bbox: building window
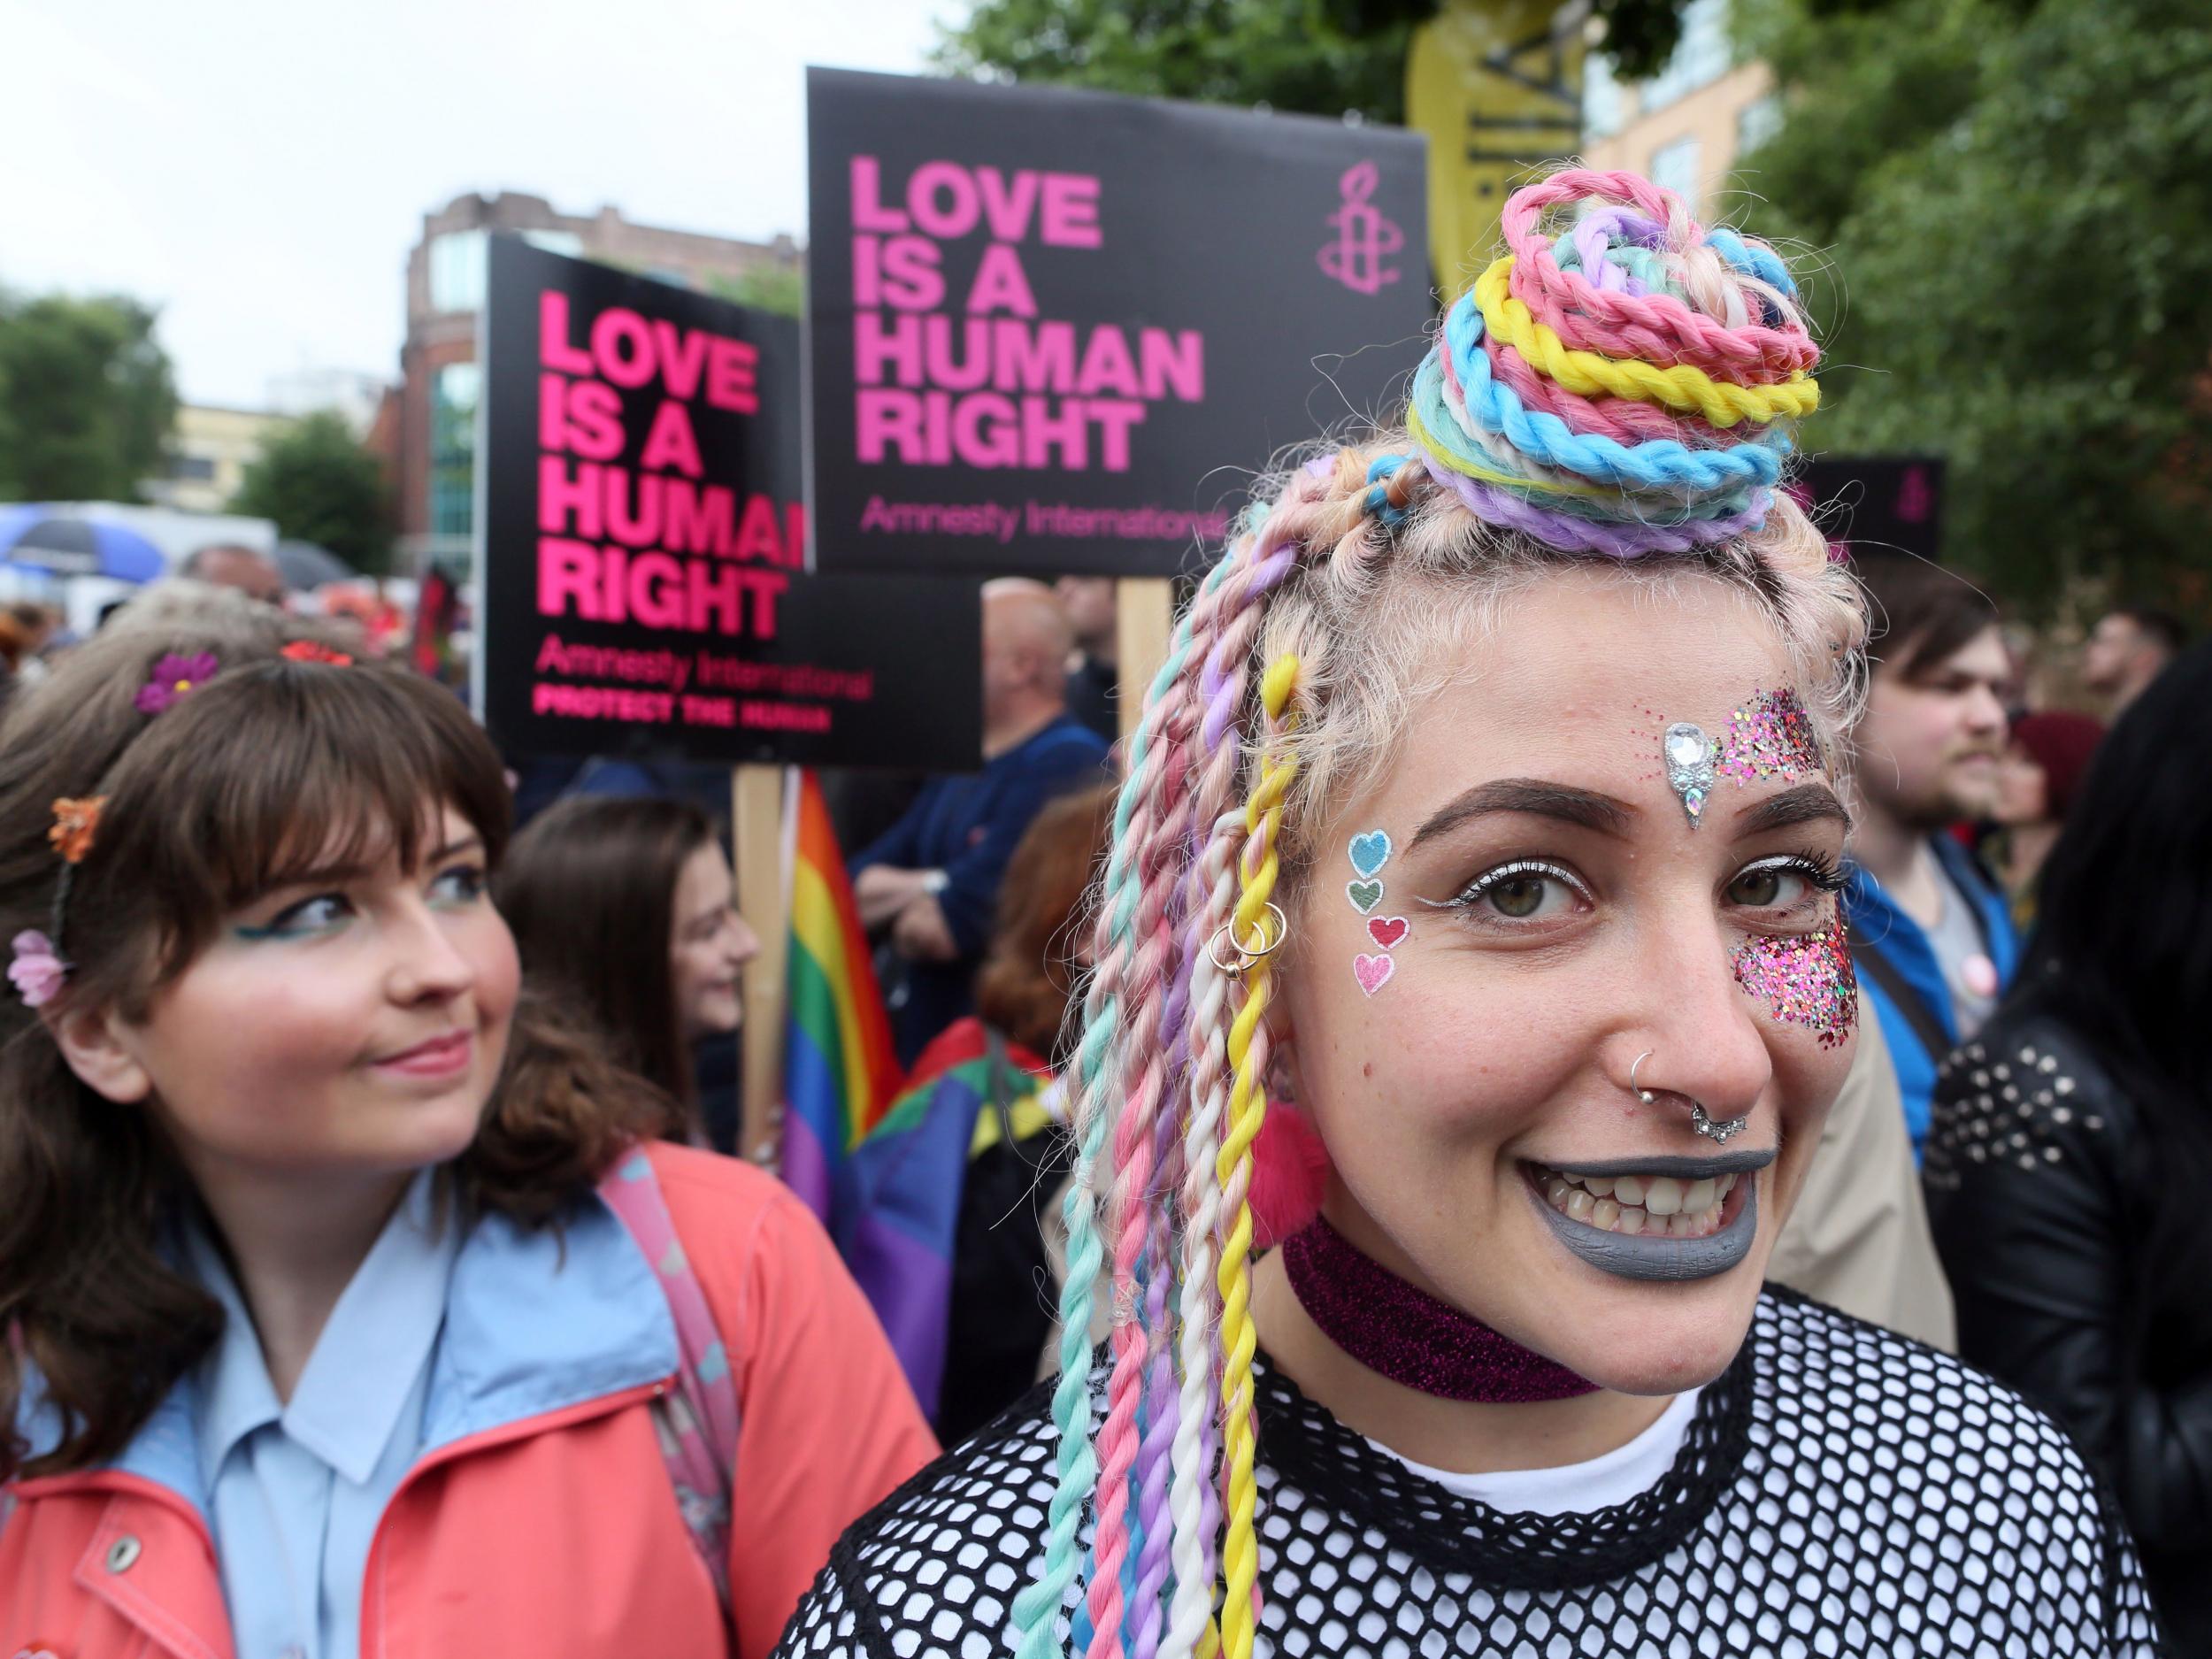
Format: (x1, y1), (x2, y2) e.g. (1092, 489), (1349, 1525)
(166, 454), (219, 481)
(1584, 53), (1625, 141)
(429, 362), (480, 539)
(1736, 94), (1784, 157)
(521, 229), (583, 259)
(428, 231), (488, 313)
(1643, 0), (1732, 111)
(1649, 135), (1702, 213)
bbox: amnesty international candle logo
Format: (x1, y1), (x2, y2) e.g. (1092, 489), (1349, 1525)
(809, 68), (1428, 580)
(1318, 163), (1406, 296)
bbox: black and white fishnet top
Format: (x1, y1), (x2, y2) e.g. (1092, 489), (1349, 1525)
(774, 1289), (2162, 1658)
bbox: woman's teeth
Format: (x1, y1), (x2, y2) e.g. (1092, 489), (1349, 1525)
(1537, 1168), (1739, 1239)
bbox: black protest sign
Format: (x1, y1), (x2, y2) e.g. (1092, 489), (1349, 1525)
(477, 237), (980, 770)
(807, 67), (1429, 579)
(1798, 457), (1945, 562)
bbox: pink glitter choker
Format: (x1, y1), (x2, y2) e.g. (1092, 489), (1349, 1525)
(1283, 1216), (1598, 1402)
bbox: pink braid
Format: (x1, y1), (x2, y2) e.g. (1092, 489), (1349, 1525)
(1086, 640), (1198, 1659)
(1161, 481), (1333, 1658)
(1500, 170), (1816, 378)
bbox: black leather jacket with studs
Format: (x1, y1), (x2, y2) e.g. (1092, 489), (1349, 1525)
(1927, 1007), (2212, 1655)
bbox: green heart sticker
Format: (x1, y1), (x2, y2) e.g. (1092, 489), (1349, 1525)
(1347, 879), (1385, 915)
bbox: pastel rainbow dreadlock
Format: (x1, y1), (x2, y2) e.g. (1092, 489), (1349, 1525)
(1013, 169), (1829, 1659)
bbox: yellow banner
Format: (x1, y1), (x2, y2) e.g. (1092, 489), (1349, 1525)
(1406, 0), (1586, 297)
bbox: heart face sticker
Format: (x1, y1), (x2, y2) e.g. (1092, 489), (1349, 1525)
(1353, 953), (1396, 996)
(1348, 830), (1393, 878)
(1346, 879), (1384, 915)
(1366, 916), (1409, 950)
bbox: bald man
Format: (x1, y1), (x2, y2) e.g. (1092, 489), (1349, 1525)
(852, 580), (1110, 1064)
(180, 543), (285, 606)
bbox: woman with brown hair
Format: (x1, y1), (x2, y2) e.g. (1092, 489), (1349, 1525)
(496, 794), (759, 1133)
(0, 618), (933, 1657)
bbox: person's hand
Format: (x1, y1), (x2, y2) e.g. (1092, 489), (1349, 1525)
(856, 864), (926, 930)
(892, 894), (959, 962)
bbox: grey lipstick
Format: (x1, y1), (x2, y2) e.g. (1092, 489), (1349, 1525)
(1527, 1151), (1771, 1282)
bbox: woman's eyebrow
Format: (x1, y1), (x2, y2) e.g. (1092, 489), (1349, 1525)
(1732, 783), (1851, 835)
(1409, 779), (1636, 849)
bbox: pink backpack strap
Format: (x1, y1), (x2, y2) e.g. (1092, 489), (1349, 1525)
(598, 1146), (741, 1615)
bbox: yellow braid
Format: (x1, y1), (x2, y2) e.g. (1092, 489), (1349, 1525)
(1216, 652), (1299, 1659)
(1473, 257), (1820, 427)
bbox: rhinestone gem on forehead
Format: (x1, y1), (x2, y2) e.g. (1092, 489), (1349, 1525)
(1663, 721), (1717, 828)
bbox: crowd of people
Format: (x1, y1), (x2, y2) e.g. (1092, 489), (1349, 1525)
(1, 167), (2203, 1658)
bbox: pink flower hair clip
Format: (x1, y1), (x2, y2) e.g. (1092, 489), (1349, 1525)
(135, 650), (219, 714)
(9, 930), (66, 1008)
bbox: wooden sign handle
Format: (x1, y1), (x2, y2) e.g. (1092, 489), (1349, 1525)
(733, 764), (787, 1166)
(1115, 578), (1174, 746)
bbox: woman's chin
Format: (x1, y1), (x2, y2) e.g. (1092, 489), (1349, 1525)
(1540, 1307), (1755, 1398)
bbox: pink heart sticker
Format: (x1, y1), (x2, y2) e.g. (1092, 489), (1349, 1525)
(1353, 953), (1395, 996)
(1366, 916), (1409, 950)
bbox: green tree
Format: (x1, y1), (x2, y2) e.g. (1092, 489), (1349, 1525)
(0, 289), (177, 502)
(708, 262), (804, 319)
(232, 411), (394, 578)
(937, 0), (1698, 125)
(1740, 0), (2212, 613)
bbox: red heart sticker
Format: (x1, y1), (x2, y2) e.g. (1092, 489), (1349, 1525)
(1366, 916), (1409, 950)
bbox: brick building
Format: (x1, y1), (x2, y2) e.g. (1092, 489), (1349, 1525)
(1580, 0), (1779, 223)
(394, 191), (801, 571)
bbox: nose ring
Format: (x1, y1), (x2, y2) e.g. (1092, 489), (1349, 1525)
(1627, 1049), (1750, 1143)
(1629, 1050), (1656, 1103)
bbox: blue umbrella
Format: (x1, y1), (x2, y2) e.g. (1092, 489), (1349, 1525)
(0, 506), (167, 582)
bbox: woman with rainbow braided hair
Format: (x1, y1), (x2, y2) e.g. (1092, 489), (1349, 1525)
(773, 171), (2161, 1659)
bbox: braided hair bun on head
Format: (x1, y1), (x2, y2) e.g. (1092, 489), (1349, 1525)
(1405, 168), (1819, 558)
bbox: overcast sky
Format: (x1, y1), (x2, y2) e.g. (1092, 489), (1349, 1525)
(1, 0), (961, 408)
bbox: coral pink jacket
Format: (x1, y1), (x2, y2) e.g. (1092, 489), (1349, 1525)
(0, 1144), (938, 1659)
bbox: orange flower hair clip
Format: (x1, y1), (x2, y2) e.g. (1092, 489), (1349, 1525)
(280, 640), (354, 666)
(48, 797), (104, 864)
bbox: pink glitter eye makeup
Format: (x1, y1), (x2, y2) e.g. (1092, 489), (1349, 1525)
(1730, 918), (1858, 1048)
(1718, 687), (1825, 785)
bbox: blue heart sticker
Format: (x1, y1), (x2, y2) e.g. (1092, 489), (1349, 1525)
(1348, 830), (1392, 878)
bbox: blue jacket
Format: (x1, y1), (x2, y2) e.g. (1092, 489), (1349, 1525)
(853, 712), (1109, 1062)
(1842, 833), (2019, 1159)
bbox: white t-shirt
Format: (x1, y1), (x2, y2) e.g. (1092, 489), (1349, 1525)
(1365, 1386), (1701, 1517)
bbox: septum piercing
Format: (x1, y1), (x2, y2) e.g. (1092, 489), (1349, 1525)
(1628, 1049), (1751, 1143)
(1690, 1103), (1750, 1144)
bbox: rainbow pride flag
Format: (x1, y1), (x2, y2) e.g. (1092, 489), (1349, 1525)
(780, 770), (902, 1217)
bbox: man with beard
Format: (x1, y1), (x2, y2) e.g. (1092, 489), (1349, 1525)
(2080, 603), (2186, 717)
(1844, 557), (2018, 1159)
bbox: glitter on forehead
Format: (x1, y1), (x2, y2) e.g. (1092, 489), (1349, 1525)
(1732, 918), (1858, 1048)
(1718, 687), (1824, 785)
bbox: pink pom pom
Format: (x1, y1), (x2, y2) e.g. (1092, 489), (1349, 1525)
(1251, 1106), (1331, 1248)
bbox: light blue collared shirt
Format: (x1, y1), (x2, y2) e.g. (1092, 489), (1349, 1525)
(185, 1170), (461, 1659)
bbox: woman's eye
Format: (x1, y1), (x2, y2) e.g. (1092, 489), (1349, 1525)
(1725, 857), (1832, 911)
(1487, 875), (1552, 918)
(1451, 861), (1590, 925)
(429, 864), (488, 908)
(240, 894), (354, 940)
